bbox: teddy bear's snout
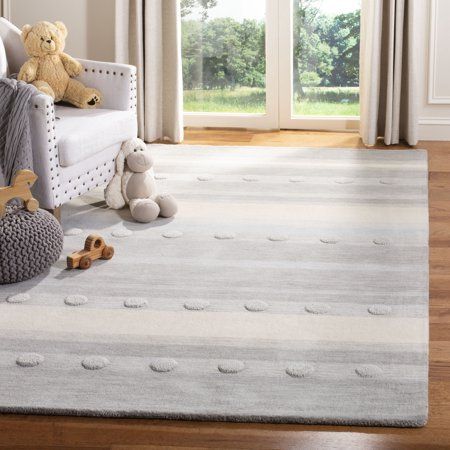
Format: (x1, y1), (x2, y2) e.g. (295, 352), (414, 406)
(40, 37), (56, 52)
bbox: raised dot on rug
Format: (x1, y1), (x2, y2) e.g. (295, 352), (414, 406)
(305, 303), (330, 315)
(111, 229), (133, 238)
(244, 301), (268, 312)
(379, 179), (396, 185)
(184, 300), (210, 311)
(214, 232), (235, 240)
(64, 295), (88, 306)
(355, 365), (383, 378)
(368, 304), (392, 316)
(124, 298), (148, 308)
(320, 238), (339, 244)
(373, 238), (389, 246)
(334, 178), (354, 184)
(197, 175), (213, 181)
(149, 358), (178, 373)
(162, 230), (183, 239)
(81, 356), (110, 370)
(16, 353), (44, 368)
(6, 293), (31, 304)
(267, 235), (288, 242)
(218, 360), (245, 374)
(285, 363), (314, 378)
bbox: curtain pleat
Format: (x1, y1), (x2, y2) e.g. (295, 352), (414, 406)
(0, 1), (9, 19)
(115, 0), (183, 143)
(360, 0), (418, 146)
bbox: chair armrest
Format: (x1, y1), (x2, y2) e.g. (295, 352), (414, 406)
(76, 59), (137, 112)
(29, 92), (62, 209)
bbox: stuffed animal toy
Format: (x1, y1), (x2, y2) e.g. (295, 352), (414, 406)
(18, 21), (102, 109)
(105, 138), (178, 223)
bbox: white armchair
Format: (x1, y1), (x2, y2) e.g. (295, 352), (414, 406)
(0, 18), (137, 215)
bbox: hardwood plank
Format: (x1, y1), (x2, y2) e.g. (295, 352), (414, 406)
(1, 129), (449, 449)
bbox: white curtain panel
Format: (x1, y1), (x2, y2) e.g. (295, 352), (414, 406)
(360, 0), (418, 146)
(115, 0), (183, 143)
(0, 1), (10, 19)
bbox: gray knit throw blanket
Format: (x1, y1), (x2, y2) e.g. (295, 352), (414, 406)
(0, 78), (37, 185)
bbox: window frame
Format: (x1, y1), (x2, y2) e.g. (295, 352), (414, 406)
(183, 0), (360, 132)
(278, 0), (359, 131)
(183, 0), (279, 130)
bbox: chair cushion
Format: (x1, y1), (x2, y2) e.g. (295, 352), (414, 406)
(55, 105), (136, 167)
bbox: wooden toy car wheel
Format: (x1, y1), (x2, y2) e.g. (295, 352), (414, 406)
(102, 246), (114, 260)
(79, 256), (92, 270)
(25, 198), (39, 213)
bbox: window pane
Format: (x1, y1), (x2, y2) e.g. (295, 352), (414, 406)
(292, 0), (361, 116)
(182, 0), (266, 113)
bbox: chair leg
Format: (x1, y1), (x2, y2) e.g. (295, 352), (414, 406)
(46, 206), (61, 222)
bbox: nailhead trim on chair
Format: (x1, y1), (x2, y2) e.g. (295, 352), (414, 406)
(34, 99), (62, 208)
(82, 67), (138, 111)
(130, 73), (138, 111)
(60, 158), (116, 204)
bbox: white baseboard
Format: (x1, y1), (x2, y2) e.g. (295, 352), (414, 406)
(419, 117), (450, 141)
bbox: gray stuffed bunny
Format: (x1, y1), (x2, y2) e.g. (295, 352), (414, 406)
(105, 138), (177, 223)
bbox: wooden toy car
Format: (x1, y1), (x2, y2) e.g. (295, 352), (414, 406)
(67, 234), (114, 270)
(0, 170), (39, 218)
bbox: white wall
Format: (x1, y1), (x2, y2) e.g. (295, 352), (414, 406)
(417, 0), (450, 141)
(9, 0), (115, 61)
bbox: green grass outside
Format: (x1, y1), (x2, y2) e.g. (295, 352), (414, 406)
(184, 87), (265, 113)
(293, 101), (359, 116)
(184, 87), (360, 116)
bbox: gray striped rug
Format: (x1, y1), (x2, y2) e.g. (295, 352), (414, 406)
(0, 145), (429, 426)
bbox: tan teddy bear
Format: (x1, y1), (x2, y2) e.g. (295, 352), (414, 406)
(18, 21), (102, 109)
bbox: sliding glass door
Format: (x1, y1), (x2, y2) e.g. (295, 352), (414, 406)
(181, 0), (278, 128)
(279, 0), (360, 130)
(181, 0), (361, 131)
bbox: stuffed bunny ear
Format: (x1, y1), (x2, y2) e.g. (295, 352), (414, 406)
(105, 174), (125, 210)
(105, 148), (126, 209)
(115, 148), (126, 176)
(21, 24), (32, 42)
(54, 21), (68, 39)
(135, 138), (147, 150)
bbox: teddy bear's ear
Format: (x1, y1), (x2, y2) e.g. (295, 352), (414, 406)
(54, 21), (68, 39)
(21, 24), (32, 42)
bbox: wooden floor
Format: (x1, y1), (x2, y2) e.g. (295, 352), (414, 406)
(1, 129), (449, 450)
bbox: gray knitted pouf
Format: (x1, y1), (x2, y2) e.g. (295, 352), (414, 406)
(0, 205), (64, 284)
